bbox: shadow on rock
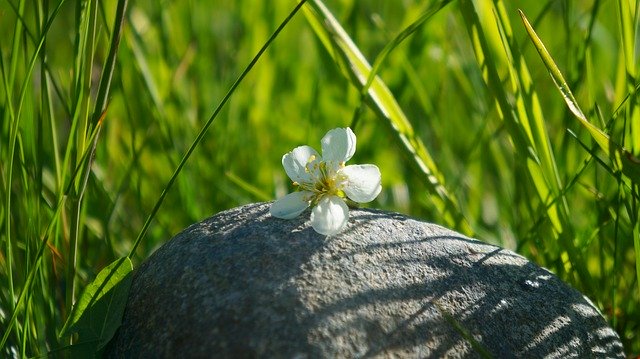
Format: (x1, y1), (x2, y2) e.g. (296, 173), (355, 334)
(105, 202), (625, 358)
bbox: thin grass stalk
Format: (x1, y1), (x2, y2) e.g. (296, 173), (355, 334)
(457, 2), (552, 223)
(20, 135), (38, 355)
(494, 2), (597, 288)
(66, 0), (100, 326)
(303, 0), (471, 234)
(60, 0), (130, 345)
(0, 1), (69, 349)
(35, 10), (55, 351)
(0, 50), (18, 349)
(2, 0), (28, 337)
(569, 0), (601, 92)
(633, 183), (640, 299)
(71, 0), (95, 158)
(0, 115), (101, 350)
(493, 1), (569, 230)
(458, 0), (600, 288)
(5, 0), (25, 92)
(615, 0), (640, 152)
(57, 2), (90, 220)
(83, 0), (131, 265)
(350, 0), (453, 129)
(4, 0), (67, 348)
(127, 0), (308, 256)
(519, 9), (640, 182)
(0, 210), (62, 350)
(93, 0), (129, 127)
(346, 0), (467, 228)
(36, 0), (48, 305)
(612, 177), (623, 328)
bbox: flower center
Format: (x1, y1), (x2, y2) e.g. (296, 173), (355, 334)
(295, 155), (346, 202)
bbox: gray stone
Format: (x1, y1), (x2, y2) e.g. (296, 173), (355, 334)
(105, 202), (625, 358)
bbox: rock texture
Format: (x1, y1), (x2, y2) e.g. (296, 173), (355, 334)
(105, 202), (624, 358)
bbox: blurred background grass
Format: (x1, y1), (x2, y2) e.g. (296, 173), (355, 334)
(1, 0), (639, 356)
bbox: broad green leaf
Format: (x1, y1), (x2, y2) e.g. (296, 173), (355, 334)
(60, 257), (133, 349)
(519, 9), (640, 182)
(302, 0), (471, 234)
(47, 340), (100, 358)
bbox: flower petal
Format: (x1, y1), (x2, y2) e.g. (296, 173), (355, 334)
(270, 191), (312, 219)
(321, 127), (356, 162)
(339, 164), (382, 203)
(282, 145), (319, 183)
(310, 195), (349, 236)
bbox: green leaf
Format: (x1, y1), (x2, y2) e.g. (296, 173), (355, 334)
(519, 9), (640, 182)
(48, 339), (101, 359)
(60, 257), (133, 349)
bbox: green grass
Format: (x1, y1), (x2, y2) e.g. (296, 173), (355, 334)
(1, 0), (639, 356)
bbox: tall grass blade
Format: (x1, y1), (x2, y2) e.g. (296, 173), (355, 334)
(615, 0), (640, 153)
(302, 0), (471, 234)
(93, 0), (129, 126)
(493, 1), (568, 232)
(0, 0), (66, 350)
(458, 0), (594, 289)
(519, 9), (640, 182)
(1, 0), (26, 340)
(225, 171), (271, 202)
(633, 184), (640, 299)
(351, 0), (453, 128)
(66, 0), (99, 320)
(2, 0), (638, 353)
(0, 118), (103, 351)
(127, 0), (309, 256)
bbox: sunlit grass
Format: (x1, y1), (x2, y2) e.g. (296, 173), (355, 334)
(1, 0), (638, 356)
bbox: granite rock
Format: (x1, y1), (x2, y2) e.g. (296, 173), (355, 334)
(105, 202), (625, 358)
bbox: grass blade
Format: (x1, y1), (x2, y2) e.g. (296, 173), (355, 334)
(351, 0), (453, 128)
(0, 0), (66, 350)
(519, 9), (640, 182)
(302, 0), (471, 234)
(0, 118), (104, 351)
(127, 0), (309, 256)
(457, 0), (595, 291)
(633, 184), (640, 299)
(493, 1), (568, 231)
(92, 0), (129, 126)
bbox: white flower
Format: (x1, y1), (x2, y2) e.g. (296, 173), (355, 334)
(270, 127), (382, 236)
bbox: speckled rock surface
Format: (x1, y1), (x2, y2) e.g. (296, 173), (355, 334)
(105, 202), (624, 358)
